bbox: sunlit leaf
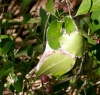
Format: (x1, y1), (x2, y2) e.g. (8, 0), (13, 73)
(91, 0), (100, 11)
(59, 32), (84, 57)
(76, 0), (91, 16)
(64, 16), (77, 33)
(47, 20), (63, 50)
(35, 52), (75, 79)
(76, 0), (100, 16)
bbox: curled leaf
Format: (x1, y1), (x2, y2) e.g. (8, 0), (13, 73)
(47, 20), (63, 50)
(64, 16), (77, 33)
(35, 52), (76, 79)
(59, 32), (84, 57)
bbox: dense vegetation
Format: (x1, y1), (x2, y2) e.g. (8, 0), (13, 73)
(0, 0), (100, 95)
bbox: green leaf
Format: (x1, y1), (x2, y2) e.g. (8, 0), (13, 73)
(49, 15), (57, 23)
(0, 81), (4, 95)
(22, 14), (31, 24)
(76, 0), (91, 16)
(59, 32), (84, 57)
(89, 10), (100, 33)
(64, 16), (77, 33)
(47, 20), (63, 50)
(91, 0), (100, 11)
(21, 0), (31, 11)
(0, 56), (3, 62)
(24, 25), (36, 43)
(88, 39), (96, 45)
(1, 41), (13, 55)
(80, 17), (90, 29)
(40, 7), (47, 30)
(14, 77), (23, 93)
(76, 0), (100, 16)
(0, 61), (13, 79)
(27, 44), (33, 57)
(0, 35), (9, 39)
(46, 0), (55, 15)
(70, 77), (76, 83)
(15, 44), (43, 58)
(0, 36), (12, 47)
(35, 52), (75, 79)
(80, 30), (96, 45)
(96, 67), (100, 76)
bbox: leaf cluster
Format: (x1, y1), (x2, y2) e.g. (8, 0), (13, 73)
(0, 0), (100, 95)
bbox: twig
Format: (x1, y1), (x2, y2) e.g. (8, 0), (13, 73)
(77, 79), (87, 94)
(83, 88), (87, 95)
(66, 0), (71, 16)
(77, 57), (84, 75)
(77, 51), (86, 75)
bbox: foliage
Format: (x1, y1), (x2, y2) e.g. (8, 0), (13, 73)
(0, 0), (100, 95)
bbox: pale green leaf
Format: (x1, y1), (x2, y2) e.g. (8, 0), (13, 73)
(59, 32), (84, 57)
(47, 20), (63, 50)
(46, 0), (55, 15)
(35, 52), (75, 79)
(64, 16), (77, 33)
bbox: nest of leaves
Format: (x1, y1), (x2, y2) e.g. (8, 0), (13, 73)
(0, 0), (100, 95)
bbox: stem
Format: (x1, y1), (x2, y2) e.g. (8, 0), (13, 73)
(66, 0), (71, 16)
(43, 13), (50, 50)
(2, 17), (41, 26)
